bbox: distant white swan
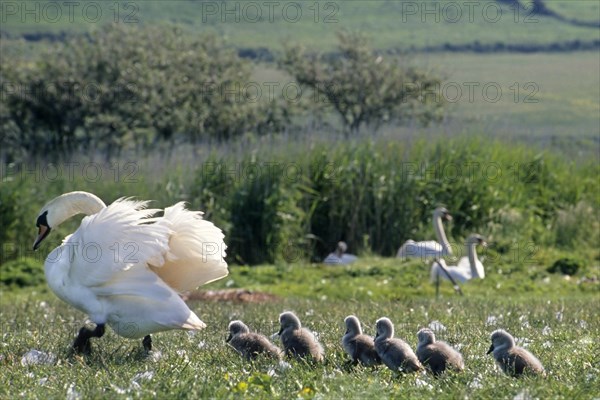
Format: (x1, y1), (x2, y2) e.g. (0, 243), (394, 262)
(397, 207), (453, 260)
(431, 234), (486, 295)
(33, 191), (228, 354)
(323, 241), (357, 265)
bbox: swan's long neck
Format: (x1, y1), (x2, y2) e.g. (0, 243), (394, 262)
(46, 192), (106, 228)
(467, 241), (479, 276)
(433, 215), (451, 255)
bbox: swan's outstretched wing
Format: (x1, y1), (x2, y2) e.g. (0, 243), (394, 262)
(150, 202), (228, 293)
(66, 199), (171, 288)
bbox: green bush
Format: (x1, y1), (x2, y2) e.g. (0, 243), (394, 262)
(0, 257), (45, 288)
(188, 137), (598, 264)
(548, 258), (582, 276)
(1, 24), (288, 161)
(1, 137), (597, 267)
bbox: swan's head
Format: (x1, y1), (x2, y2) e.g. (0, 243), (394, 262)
(227, 320), (250, 342)
(344, 315), (362, 336)
(33, 191), (106, 250)
(417, 328), (436, 345)
(487, 329), (515, 355)
(278, 311), (301, 335)
(467, 234), (487, 247)
(336, 241), (348, 256)
(375, 317), (394, 340)
(434, 207), (452, 221)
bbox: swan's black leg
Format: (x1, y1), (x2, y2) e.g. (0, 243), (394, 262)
(73, 323), (105, 355)
(436, 260), (464, 296)
(142, 335), (152, 352)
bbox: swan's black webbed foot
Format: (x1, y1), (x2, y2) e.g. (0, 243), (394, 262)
(142, 335), (152, 352)
(73, 323), (105, 355)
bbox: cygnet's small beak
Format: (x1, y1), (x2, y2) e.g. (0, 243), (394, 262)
(486, 344), (494, 355)
(226, 333), (232, 343)
(271, 331), (280, 341)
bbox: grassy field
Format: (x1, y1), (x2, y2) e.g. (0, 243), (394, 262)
(1, 256), (598, 399)
(2, 0), (599, 51)
(1, 1), (598, 398)
(251, 50), (600, 147)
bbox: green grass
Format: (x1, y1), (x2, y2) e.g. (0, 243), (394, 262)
(3, 0), (599, 51)
(251, 50), (600, 142)
(415, 51), (600, 139)
(1, 255), (598, 399)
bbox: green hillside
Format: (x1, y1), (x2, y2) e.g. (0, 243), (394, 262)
(2, 0), (599, 51)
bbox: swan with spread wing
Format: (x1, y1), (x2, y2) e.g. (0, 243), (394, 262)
(33, 191), (228, 354)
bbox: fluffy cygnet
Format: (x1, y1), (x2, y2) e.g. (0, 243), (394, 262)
(342, 315), (381, 366)
(374, 317), (421, 373)
(278, 311), (324, 362)
(416, 328), (464, 375)
(226, 320), (282, 360)
(487, 329), (545, 377)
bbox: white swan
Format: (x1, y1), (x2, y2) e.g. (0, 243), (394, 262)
(323, 241), (357, 265)
(33, 191), (228, 354)
(397, 207), (453, 260)
(430, 234), (486, 295)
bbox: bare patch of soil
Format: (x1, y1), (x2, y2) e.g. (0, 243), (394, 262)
(185, 289), (279, 303)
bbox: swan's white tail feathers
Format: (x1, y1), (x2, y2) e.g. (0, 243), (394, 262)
(150, 202), (228, 293)
(182, 312), (207, 331)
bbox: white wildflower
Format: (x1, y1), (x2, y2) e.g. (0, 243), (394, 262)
(132, 371), (154, 383)
(542, 326), (552, 336)
(21, 350), (56, 366)
(415, 378), (433, 390)
(147, 350), (163, 362)
(428, 320), (447, 332)
(66, 383), (82, 400)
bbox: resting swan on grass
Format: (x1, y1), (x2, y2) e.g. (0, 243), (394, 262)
(323, 241), (357, 265)
(33, 191), (228, 354)
(397, 207), (453, 260)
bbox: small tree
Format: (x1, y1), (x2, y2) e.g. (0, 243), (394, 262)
(281, 32), (445, 134)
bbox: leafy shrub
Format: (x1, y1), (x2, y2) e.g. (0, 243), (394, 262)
(1, 24), (288, 161)
(189, 137), (598, 264)
(0, 258), (45, 288)
(548, 258), (582, 276)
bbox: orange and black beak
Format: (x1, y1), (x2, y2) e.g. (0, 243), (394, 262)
(33, 211), (51, 251)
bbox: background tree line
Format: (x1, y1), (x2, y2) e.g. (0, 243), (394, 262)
(1, 25), (444, 161)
